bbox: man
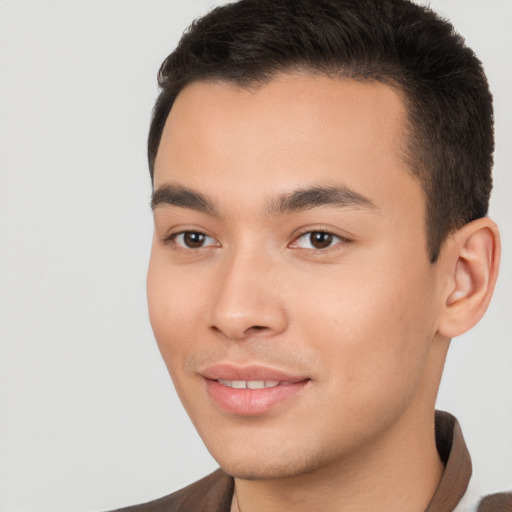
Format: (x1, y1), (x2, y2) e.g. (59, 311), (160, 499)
(116, 0), (510, 510)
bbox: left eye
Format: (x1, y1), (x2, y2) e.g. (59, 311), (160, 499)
(292, 231), (345, 250)
(172, 231), (218, 249)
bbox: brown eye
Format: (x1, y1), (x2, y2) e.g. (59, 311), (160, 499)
(183, 232), (206, 248)
(309, 232), (333, 249)
(171, 231), (218, 249)
(291, 230), (346, 251)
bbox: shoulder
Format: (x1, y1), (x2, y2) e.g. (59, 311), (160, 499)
(477, 491), (512, 511)
(107, 469), (234, 512)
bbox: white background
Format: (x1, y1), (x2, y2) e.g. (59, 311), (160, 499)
(0, 1), (510, 511)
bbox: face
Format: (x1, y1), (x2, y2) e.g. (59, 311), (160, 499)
(147, 74), (446, 480)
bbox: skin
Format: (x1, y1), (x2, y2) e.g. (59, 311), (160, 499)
(147, 74), (500, 511)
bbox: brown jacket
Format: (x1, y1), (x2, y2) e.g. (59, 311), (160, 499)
(111, 411), (512, 512)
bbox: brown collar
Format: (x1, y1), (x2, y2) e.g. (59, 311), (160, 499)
(425, 410), (472, 511)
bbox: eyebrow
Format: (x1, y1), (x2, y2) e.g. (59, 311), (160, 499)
(268, 185), (376, 215)
(151, 183), (376, 215)
(151, 184), (218, 215)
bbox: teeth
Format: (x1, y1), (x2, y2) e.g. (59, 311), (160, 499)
(217, 379), (281, 389)
(247, 381), (265, 389)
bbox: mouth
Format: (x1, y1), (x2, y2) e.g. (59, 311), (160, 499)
(217, 379), (294, 389)
(201, 364), (310, 415)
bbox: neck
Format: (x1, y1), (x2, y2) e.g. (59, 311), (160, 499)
(232, 406), (444, 512)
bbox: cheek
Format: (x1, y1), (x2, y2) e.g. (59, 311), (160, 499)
(146, 250), (206, 365)
(294, 259), (436, 400)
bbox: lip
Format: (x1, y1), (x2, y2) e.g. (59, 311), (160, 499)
(201, 364), (307, 383)
(201, 364), (310, 415)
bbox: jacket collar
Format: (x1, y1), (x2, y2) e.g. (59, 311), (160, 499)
(425, 410), (472, 511)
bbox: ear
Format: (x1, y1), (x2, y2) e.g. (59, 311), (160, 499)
(437, 217), (500, 338)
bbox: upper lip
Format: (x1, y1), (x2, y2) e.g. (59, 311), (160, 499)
(200, 364), (308, 383)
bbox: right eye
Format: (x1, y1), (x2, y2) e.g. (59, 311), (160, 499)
(167, 231), (218, 249)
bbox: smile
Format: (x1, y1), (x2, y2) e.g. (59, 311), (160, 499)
(217, 379), (293, 389)
(200, 365), (309, 415)
(200, 364), (310, 415)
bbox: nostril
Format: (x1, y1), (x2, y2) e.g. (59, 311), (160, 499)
(209, 323), (272, 341)
(245, 325), (269, 336)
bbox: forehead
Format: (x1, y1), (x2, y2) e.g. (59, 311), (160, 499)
(153, 73), (421, 217)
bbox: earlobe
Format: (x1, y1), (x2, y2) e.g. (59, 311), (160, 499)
(438, 218), (500, 338)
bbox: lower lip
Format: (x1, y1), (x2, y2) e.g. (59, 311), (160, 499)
(206, 379), (309, 415)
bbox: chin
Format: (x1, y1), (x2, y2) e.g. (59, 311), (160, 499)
(220, 459), (309, 481)
(210, 442), (335, 481)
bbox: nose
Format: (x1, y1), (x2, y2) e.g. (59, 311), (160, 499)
(209, 249), (288, 341)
